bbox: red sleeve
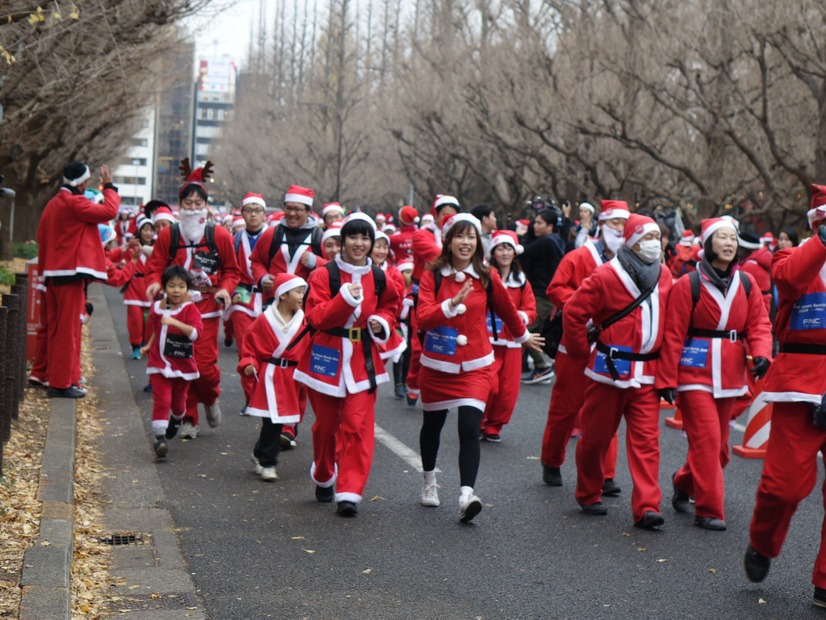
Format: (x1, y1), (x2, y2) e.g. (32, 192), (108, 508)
(415, 270), (444, 332)
(521, 280), (538, 325)
(145, 226), (172, 288)
(772, 240), (826, 301)
(73, 188), (120, 224)
(186, 303), (204, 341)
(546, 253), (578, 307)
(743, 273), (774, 360)
(412, 229), (440, 265)
(250, 227), (276, 285)
(214, 226), (241, 293)
(237, 317), (265, 372)
(655, 276), (693, 390)
(562, 270), (604, 360)
(490, 271), (528, 340)
(103, 258), (135, 288)
(304, 267), (364, 330)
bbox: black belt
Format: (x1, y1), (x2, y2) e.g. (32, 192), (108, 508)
(596, 342), (660, 381)
(779, 342), (826, 355)
(266, 357), (298, 368)
(322, 326), (377, 393)
(688, 328), (747, 342)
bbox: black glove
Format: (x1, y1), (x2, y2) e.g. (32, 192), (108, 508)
(813, 393), (826, 429)
(658, 388), (676, 405)
(819, 225), (826, 247)
(751, 356), (770, 379)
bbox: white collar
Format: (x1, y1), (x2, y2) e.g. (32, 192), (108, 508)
(504, 270), (526, 288)
(335, 254), (373, 275)
(439, 263), (480, 279)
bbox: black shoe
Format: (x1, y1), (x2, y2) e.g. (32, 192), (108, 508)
(143, 383), (153, 393)
(814, 587), (826, 608)
(153, 436), (168, 460)
(165, 416), (182, 440)
(542, 465), (563, 487)
(694, 516), (727, 531)
(47, 386), (86, 399)
(672, 474), (691, 514)
(315, 485), (334, 503)
(394, 383), (406, 400)
(602, 478), (621, 496)
(224, 337), (233, 347)
(635, 511), (665, 530)
(580, 501), (608, 516)
(744, 544), (771, 582)
(482, 433), (502, 443)
(280, 430), (297, 450)
(406, 394), (419, 407)
(337, 501), (358, 517)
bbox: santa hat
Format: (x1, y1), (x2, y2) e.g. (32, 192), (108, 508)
(678, 230), (695, 247)
(431, 194), (461, 217)
(241, 193), (266, 209)
(153, 206), (176, 226)
(341, 212), (377, 230)
(374, 230), (390, 245)
(701, 217), (737, 245)
(442, 213), (482, 237)
(284, 184), (314, 208)
(222, 213), (234, 224)
(578, 202), (595, 214)
(397, 260), (414, 273)
(322, 221), (343, 243)
(384, 224), (397, 234)
(98, 224), (117, 246)
(624, 214), (659, 247)
(599, 200), (631, 221)
(399, 205), (420, 225)
(490, 229), (524, 255)
(232, 216), (246, 231)
(375, 212), (387, 222)
(64, 161), (91, 187)
(760, 232), (775, 245)
(421, 213), (435, 226)
(135, 214), (148, 230)
(178, 158), (213, 200)
(807, 184), (826, 227)
(272, 273), (307, 300)
(737, 231), (761, 250)
(322, 202), (345, 218)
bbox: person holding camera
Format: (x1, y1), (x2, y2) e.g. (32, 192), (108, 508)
(744, 185), (826, 608)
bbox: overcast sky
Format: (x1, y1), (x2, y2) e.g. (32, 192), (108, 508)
(188, 0), (260, 63)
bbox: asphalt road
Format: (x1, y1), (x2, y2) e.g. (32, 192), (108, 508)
(103, 286), (825, 620)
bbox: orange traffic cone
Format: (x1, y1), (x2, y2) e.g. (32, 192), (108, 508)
(733, 380), (772, 459)
(664, 395), (683, 429)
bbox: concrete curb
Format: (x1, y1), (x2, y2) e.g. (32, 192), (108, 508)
(19, 397), (76, 620)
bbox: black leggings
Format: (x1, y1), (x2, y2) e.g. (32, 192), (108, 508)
(420, 406), (483, 488)
(254, 419), (283, 467)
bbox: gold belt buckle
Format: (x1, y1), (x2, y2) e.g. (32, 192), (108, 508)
(348, 327), (362, 342)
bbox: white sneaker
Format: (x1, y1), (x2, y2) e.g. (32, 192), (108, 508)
(260, 466), (278, 481)
(459, 493), (483, 523)
(204, 401), (222, 428)
(250, 454), (263, 475)
(421, 482), (440, 507)
(180, 422), (199, 440)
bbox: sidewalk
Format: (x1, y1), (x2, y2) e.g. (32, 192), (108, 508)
(20, 285), (206, 619)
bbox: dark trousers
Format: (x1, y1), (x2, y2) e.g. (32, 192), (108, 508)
(254, 418), (283, 467)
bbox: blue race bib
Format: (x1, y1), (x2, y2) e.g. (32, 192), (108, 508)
(593, 345), (632, 378)
(311, 344), (340, 378)
(790, 292), (826, 331)
(679, 338), (709, 368)
(486, 313), (504, 337)
(424, 326), (459, 356)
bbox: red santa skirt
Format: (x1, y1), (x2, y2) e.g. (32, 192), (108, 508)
(420, 365), (492, 412)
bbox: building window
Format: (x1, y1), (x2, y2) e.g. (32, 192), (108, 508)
(131, 138), (148, 147)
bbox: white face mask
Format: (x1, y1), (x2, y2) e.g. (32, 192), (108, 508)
(637, 239), (662, 264)
(602, 226), (624, 254)
(179, 208), (207, 242)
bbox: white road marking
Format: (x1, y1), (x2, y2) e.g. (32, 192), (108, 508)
(374, 423), (440, 473)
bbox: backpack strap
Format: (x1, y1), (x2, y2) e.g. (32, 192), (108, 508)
(169, 223), (180, 263)
(325, 260), (342, 297)
(266, 226), (286, 271)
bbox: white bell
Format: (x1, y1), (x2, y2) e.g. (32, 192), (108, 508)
(456, 304), (467, 315)
(456, 334), (468, 346)
(454, 271), (466, 283)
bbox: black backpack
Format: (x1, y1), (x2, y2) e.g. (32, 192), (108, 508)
(266, 225), (323, 270)
(168, 223), (221, 275)
(324, 260), (386, 299)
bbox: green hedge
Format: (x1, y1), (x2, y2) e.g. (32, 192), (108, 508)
(12, 242), (38, 260)
(0, 268), (15, 287)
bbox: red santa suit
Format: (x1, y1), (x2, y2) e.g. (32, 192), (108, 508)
(375, 261), (407, 363)
(145, 299), (203, 434)
(482, 268), (536, 436)
(749, 204), (826, 588)
(540, 238), (619, 480)
(740, 247), (773, 318)
(37, 183), (120, 390)
(294, 253), (400, 506)
(249, 221), (322, 297)
(389, 207), (419, 263)
(564, 216), (671, 523)
(145, 222), (241, 426)
(123, 248), (152, 347)
(412, 224), (441, 283)
(657, 221), (772, 522)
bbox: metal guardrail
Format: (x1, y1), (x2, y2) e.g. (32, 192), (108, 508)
(0, 272), (30, 477)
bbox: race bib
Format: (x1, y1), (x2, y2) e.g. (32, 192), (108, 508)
(193, 249), (221, 275)
(486, 313), (504, 337)
(233, 286), (252, 305)
(163, 333), (193, 359)
(790, 292), (826, 331)
(424, 326), (459, 356)
(311, 344), (340, 378)
(593, 345), (632, 378)
(679, 338), (709, 368)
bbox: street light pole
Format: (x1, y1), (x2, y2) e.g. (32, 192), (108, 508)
(132, 158), (141, 207)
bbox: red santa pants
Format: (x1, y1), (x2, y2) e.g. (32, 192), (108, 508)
(30, 288), (49, 383)
(150, 374), (190, 433)
(126, 305), (150, 347)
(673, 391), (736, 520)
(541, 352), (618, 478)
(309, 389), (376, 504)
(750, 402), (826, 588)
(184, 316), (221, 425)
(483, 346), (522, 435)
(576, 381), (661, 521)
(228, 310), (256, 400)
(46, 280), (84, 390)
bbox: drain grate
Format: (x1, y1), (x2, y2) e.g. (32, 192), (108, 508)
(98, 532), (148, 546)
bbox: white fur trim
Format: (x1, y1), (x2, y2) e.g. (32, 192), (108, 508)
(275, 275), (307, 300)
(702, 219), (737, 245)
(367, 314), (391, 344)
(626, 222), (660, 247)
(285, 192), (313, 207)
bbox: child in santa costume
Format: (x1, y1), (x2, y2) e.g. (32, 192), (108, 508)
(140, 265), (203, 460)
(238, 274), (310, 482)
(564, 213), (672, 529)
(393, 261), (415, 400)
(416, 214), (543, 522)
(371, 230), (407, 370)
(294, 213), (400, 517)
(123, 216), (157, 359)
(540, 201), (629, 491)
(657, 218), (772, 531)
(481, 230), (537, 442)
(744, 185), (826, 608)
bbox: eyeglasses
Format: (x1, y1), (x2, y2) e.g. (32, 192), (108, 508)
(284, 206), (308, 214)
(242, 208), (265, 215)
